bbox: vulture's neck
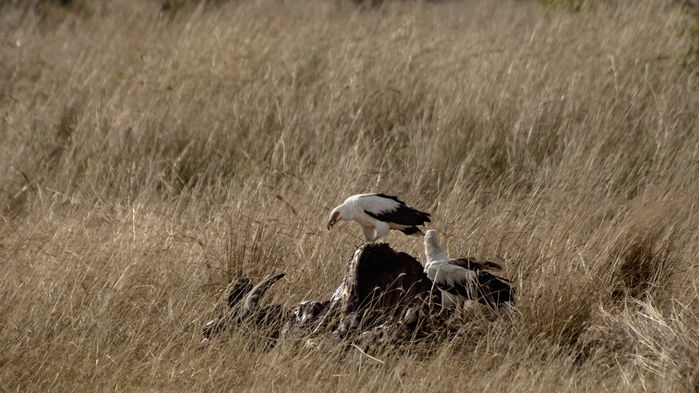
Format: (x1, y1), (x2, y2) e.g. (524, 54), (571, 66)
(425, 237), (449, 263)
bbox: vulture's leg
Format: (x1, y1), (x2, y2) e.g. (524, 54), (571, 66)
(361, 225), (376, 242)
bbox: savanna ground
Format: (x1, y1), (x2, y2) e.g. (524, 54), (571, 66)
(1, 0), (698, 391)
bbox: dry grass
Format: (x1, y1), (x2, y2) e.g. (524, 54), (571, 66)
(1, 0), (698, 391)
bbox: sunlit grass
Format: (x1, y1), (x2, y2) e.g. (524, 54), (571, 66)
(1, 0), (697, 391)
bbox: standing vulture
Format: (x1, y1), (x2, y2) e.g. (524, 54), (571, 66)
(327, 193), (431, 242)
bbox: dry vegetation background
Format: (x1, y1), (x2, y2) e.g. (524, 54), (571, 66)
(1, 0), (698, 391)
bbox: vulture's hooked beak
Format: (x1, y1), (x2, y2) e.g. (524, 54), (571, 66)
(327, 212), (340, 230)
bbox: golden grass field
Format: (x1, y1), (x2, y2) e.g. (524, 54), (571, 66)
(1, 0), (698, 391)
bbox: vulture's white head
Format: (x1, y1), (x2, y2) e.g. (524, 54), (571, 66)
(327, 205), (346, 230)
(424, 230), (449, 263)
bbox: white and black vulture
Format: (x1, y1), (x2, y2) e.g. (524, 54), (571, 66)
(423, 230), (514, 309)
(327, 193), (431, 242)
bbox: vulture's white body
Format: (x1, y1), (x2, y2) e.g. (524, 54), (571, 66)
(423, 230), (513, 309)
(423, 230), (477, 307)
